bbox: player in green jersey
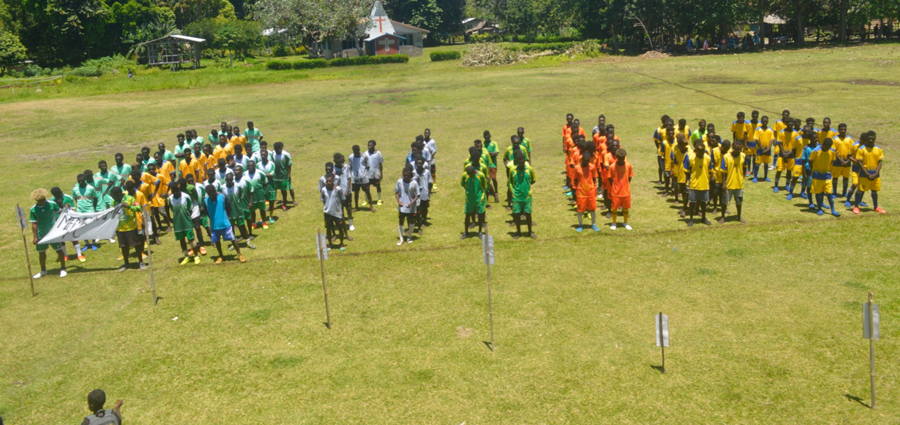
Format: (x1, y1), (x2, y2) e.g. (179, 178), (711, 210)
(508, 152), (537, 239)
(169, 178), (200, 265)
(30, 188), (67, 278)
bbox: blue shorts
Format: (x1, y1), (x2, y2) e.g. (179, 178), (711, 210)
(210, 227), (235, 243)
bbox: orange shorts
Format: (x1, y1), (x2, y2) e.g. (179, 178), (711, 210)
(489, 167), (497, 179)
(576, 196), (597, 212)
(612, 196), (631, 210)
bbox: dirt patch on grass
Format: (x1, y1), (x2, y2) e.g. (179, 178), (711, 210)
(843, 79), (899, 86)
(697, 75), (751, 85)
(639, 51), (670, 59)
(753, 87), (801, 96)
(456, 326), (473, 338)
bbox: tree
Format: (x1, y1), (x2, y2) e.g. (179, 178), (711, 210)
(255, 0), (375, 50)
(0, 28), (26, 75)
(167, 0), (236, 28)
(5, 0), (112, 65)
(385, 0), (443, 31)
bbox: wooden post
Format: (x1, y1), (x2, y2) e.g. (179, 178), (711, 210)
(485, 227), (494, 352)
(659, 312), (665, 372)
(17, 204), (36, 297)
(867, 292), (876, 409)
(319, 229), (331, 329)
(144, 206), (157, 306)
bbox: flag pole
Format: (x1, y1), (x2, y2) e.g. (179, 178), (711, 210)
(17, 204), (36, 297)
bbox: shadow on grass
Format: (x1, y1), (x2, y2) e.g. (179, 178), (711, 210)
(482, 341), (493, 351)
(650, 365), (665, 374)
(843, 393), (870, 408)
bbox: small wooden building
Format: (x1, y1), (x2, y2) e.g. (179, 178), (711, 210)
(143, 34), (206, 69)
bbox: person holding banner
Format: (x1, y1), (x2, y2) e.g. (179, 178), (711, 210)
(169, 179), (201, 265)
(110, 187), (146, 271)
(50, 187), (85, 262)
(73, 173), (99, 252)
(29, 188), (67, 278)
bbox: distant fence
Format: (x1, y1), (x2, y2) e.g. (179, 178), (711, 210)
(0, 75), (66, 92)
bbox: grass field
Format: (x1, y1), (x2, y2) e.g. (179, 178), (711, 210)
(1, 43), (899, 424)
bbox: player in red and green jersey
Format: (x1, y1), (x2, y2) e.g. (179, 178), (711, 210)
(29, 188), (67, 278)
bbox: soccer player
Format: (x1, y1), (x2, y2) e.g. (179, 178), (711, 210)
(177, 148), (201, 183)
(232, 144), (249, 170)
(244, 160), (269, 230)
(677, 119), (691, 140)
(509, 151), (536, 239)
(609, 148), (634, 230)
(787, 125), (814, 201)
(395, 166), (420, 245)
(772, 109), (791, 170)
(257, 147), (278, 221)
(109, 186), (146, 271)
(808, 137), (841, 216)
(774, 118), (797, 193)
(481, 130), (500, 203)
(731, 112), (749, 174)
(349, 145), (372, 211)
(362, 140), (384, 206)
(852, 131), (886, 214)
(169, 178), (201, 265)
(672, 134), (690, 217)
(231, 125), (247, 151)
(112, 153), (132, 185)
(503, 135), (528, 209)
(213, 134), (234, 167)
(49, 187), (83, 262)
(817, 117), (837, 145)
(654, 115), (671, 184)
(221, 168), (256, 249)
(413, 157), (432, 232)
(204, 184), (245, 264)
(29, 188), (67, 278)
(719, 140), (746, 224)
(272, 142), (294, 209)
(753, 116), (775, 183)
(96, 160), (119, 211)
(144, 162), (171, 242)
(662, 127), (677, 196)
(183, 173), (208, 255)
(562, 113), (575, 145)
(245, 121), (263, 155)
(831, 123), (854, 199)
(845, 132), (867, 209)
(573, 150), (599, 232)
(461, 165), (488, 239)
(691, 119), (707, 144)
(517, 127), (532, 164)
(684, 140), (714, 226)
(73, 173), (99, 251)
(321, 174), (346, 251)
(800, 128), (819, 207)
(707, 135), (724, 213)
(333, 153), (354, 232)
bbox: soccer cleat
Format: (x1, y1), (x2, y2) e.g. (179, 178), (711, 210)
(832, 210), (841, 217)
(194, 256), (201, 265)
(139, 262), (147, 271)
(816, 209), (824, 216)
(239, 255), (247, 263)
(349, 224), (355, 231)
(397, 238), (404, 246)
(78, 255), (86, 263)
(117, 255), (124, 261)
(591, 225), (600, 232)
(686, 220), (694, 227)
(247, 243), (257, 250)
(624, 224), (633, 230)
(361, 200), (369, 207)
(773, 187), (779, 193)
(844, 200), (853, 208)
(142, 253), (148, 260)
(765, 179), (772, 182)
(576, 226), (583, 232)
(91, 244), (98, 251)
(377, 200), (383, 206)
(339, 245), (346, 251)
(269, 217), (276, 224)
(786, 194), (793, 200)
(809, 204), (816, 210)
(853, 207), (860, 214)
(59, 270), (67, 278)
(431, 184), (438, 192)
(117, 266), (127, 272)
(752, 178), (758, 183)
(215, 257), (223, 265)
(187, 249), (195, 257)
(282, 205), (287, 211)
(875, 207), (886, 214)
(565, 192), (572, 197)
(180, 257), (191, 265)
(860, 202), (869, 207)
(609, 224), (617, 230)
(33, 270), (47, 279)
(768, 165), (775, 170)
(262, 222), (269, 229)
(800, 193), (807, 200)
(407, 238), (413, 244)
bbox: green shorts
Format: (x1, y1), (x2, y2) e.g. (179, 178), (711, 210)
(266, 191), (276, 201)
(465, 200), (486, 214)
(36, 242), (63, 253)
(512, 199), (532, 214)
(231, 216), (246, 226)
(252, 201), (267, 212)
(275, 180), (291, 191)
(244, 209), (253, 221)
(175, 229), (195, 242)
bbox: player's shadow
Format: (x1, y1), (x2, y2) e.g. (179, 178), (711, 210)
(843, 393), (870, 408)
(63, 266), (122, 275)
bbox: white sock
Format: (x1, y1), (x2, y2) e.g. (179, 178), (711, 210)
(407, 224), (414, 237)
(577, 214), (583, 226)
(398, 225), (403, 239)
(73, 242), (81, 254)
(590, 211), (597, 225)
(350, 219), (354, 226)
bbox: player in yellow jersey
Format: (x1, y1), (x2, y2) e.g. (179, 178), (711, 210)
(744, 110), (760, 175)
(774, 118), (798, 193)
(808, 137), (841, 216)
(684, 140), (715, 226)
(708, 135), (724, 213)
(654, 115), (671, 184)
(753, 116), (776, 183)
(661, 127), (677, 196)
(851, 131), (886, 214)
(844, 133), (867, 208)
(731, 112), (750, 175)
(817, 118), (837, 144)
(787, 125), (813, 201)
(672, 134), (690, 217)
(719, 140), (747, 223)
(830, 123), (854, 199)
(771, 109), (790, 171)
(677, 118), (691, 140)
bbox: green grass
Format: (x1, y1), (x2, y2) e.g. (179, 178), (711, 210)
(1, 43), (899, 424)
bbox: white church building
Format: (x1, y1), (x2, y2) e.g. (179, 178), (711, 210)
(314, 1), (430, 59)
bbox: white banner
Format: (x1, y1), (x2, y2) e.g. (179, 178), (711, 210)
(38, 206), (123, 244)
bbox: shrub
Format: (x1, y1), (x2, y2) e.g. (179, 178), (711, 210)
(273, 45), (290, 57)
(430, 51), (461, 61)
(68, 67), (103, 77)
(291, 59), (327, 69)
(23, 64), (44, 77)
(265, 61), (291, 70)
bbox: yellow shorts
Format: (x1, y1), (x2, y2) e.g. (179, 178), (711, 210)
(793, 164), (804, 177)
(832, 166), (850, 179)
(858, 176), (881, 192)
(852, 172), (859, 186)
(811, 179), (832, 194)
(744, 148), (755, 156)
(779, 158), (795, 172)
(756, 155), (771, 164)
